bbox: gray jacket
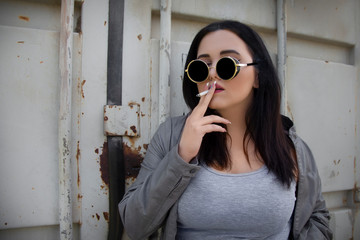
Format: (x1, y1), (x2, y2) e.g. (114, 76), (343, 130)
(119, 115), (332, 240)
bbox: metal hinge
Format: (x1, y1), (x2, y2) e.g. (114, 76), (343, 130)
(103, 104), (140, 137)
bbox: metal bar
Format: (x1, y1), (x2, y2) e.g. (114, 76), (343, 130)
(59, 0), (74, 239)
(107, 0), (125, 239)
(158, 0), (171, 124)
(277, 0), (287, 115)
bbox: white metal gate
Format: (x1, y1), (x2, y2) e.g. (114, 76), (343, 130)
(0, 0), (359, 239)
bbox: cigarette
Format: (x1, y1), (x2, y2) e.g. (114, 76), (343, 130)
(196, 89), (209, 97)
(196, 81), (215, 97)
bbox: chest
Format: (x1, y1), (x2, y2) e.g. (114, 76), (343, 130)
(177, 165), (296, 238)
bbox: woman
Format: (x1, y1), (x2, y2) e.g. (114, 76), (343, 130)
(119, 20), (332, 240)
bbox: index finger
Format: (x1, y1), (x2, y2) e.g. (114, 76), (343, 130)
(194, 81), (216, 116)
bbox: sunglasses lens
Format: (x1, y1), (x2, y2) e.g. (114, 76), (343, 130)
(188, 60), (208, 82)
(217, 57), (236, 80)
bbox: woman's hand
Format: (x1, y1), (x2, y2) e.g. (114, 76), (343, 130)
(178, 82), (231, 162)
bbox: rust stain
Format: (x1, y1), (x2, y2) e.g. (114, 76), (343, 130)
(17, 41), (24, 44)
(137, 34), (142, 40)
(354, 182), (359, 203)
(81, 80), (86, 98)
(123, 143), (144, 178)
(95, 148), (99, 154)
(130, 125), (137, 134)
(104, 21), (107, 26)
(103, 212), (109, 222)
(96, 213), (100, 221)
(105, 131), (115, 136)
(40, 61), (44, 64)
(104, 116), (108, 121)
(143, 144), (149, 150)
(77, 194), (83, 200)
(18, 16), (30, 22)
(76, 141), (81, 188)
(99, 142), (109, 186)
(128, 102), (140, 108)
(141, 97), (145, 102)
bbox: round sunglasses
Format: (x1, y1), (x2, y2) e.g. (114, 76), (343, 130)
(185, 56), (257, 83)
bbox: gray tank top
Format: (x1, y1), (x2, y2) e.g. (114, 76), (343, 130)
(177, 163), (296, 240)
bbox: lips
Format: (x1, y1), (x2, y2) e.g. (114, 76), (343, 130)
(214, 83), (224, 93)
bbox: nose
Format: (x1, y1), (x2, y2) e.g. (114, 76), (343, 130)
(208, 65), (219, 81)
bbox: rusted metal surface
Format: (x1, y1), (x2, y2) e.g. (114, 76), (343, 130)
(58, 0), (74, 239)
(104, 104), (140, 137)
(123, 142), (144, 183)
(76, 141), (81, 188)
(99, 142), (109, 186)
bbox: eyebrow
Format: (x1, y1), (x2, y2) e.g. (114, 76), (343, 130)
(220, 49), (241, 56)
(197, 49), (241, 59)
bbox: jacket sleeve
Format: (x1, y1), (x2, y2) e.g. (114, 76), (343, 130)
(118, 118), (200, 240)
(292, 138), (333, 240)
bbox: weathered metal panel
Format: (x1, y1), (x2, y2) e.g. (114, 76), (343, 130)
(78, 0), (110, 239)
(0, 26), (60, 229)
(287, 0), (356, 45)
(153, 0), (277, 30)
(0, 0), (61, 31)
(330, 208), (354, 240)
(287, 56), (356, 193)
(150, 39), (190, 125)
(0, 0), (358, 239)
(0, 26), (81, 232)
(121, 0), (153, 190)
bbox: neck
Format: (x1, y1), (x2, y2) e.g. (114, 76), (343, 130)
(217, 106), (248, 149)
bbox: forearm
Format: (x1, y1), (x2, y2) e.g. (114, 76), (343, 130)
(119, 145), (199, 239)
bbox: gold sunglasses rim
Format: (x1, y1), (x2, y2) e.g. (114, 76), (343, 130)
(185, 56), (248, 83)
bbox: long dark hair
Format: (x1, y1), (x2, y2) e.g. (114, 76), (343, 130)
(182, 20), (297, 187)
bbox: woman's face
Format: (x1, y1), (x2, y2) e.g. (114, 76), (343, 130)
(196, 29), (258, 113)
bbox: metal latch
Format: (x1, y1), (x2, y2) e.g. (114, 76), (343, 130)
(104, 104), (140, 137)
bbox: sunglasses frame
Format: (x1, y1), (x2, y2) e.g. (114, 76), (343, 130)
(185, 56), (257, 83)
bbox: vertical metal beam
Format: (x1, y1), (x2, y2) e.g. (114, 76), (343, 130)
(107, 0), (125, 239)
(277, 0), (287, 115)
(158, 0), (171, 124)
(59, 0), (74, 239)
